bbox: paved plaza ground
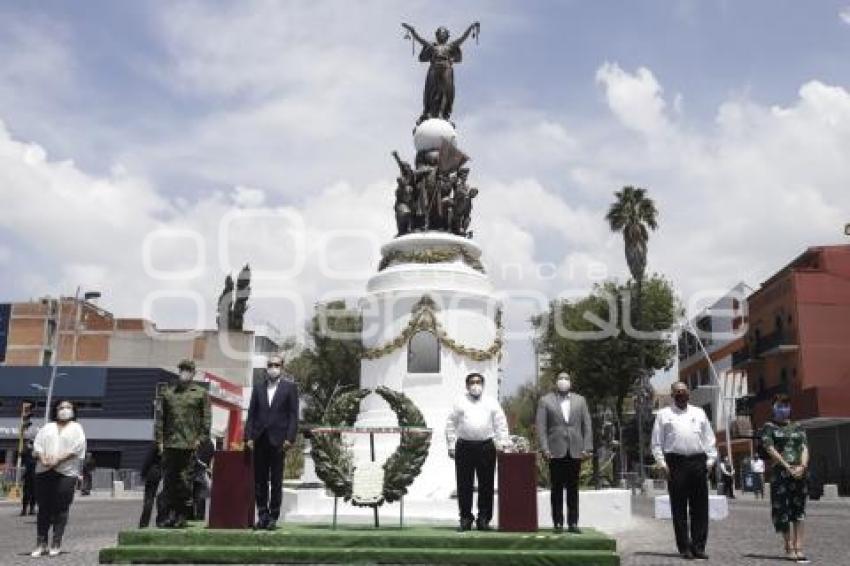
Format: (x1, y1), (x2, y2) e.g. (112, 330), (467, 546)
(0, 494), (848, 565)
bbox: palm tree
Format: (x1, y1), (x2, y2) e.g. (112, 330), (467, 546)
(605, 186), (658, 285)
(605, 186), (658, 483)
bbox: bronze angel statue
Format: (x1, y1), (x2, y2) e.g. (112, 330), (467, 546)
(402, 22), (480, 124)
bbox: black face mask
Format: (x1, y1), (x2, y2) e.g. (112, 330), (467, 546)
(674, 394), (689, 406)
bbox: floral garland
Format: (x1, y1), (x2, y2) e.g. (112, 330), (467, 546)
(361, 295), (503, 362)
(309, 386), (431, 506)
(378, 245), (485, 273)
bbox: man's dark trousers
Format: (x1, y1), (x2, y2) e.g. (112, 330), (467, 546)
(549, 455), (581, 527)
(455, 439), (496, 524)
(254, 431), (285, 523)
(139, 470), (162, 528)
(666, 453), (709, 555)
(162, 448), (194, 521)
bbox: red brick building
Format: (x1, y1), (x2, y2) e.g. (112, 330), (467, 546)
(734, 245), (850, 492)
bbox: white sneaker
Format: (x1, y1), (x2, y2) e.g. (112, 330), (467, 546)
(48, 546), (61, 557)
(30, 545), (47, 557)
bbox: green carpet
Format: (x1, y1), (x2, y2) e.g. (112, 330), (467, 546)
(99, 523), (620, 565)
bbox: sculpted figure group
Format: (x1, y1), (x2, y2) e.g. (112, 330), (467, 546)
(393, 151), (478, 237)
(394, 22), (481, 239)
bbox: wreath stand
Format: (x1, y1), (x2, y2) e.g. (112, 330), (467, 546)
(311, 426), (431, 529)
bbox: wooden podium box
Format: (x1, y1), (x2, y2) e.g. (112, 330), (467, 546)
(497, 452), (538, 532)
(208, 450), (255, 529)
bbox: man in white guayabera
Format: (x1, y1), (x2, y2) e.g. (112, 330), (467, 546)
(30, 400), (87, 558)
(445, 372), (510, 532)
(651, 381), (717, 561)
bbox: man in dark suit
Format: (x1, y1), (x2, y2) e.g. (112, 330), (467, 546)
(535, 372), (593, 533)
(244, 354), (299, 530)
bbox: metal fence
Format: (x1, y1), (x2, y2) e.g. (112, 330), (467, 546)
(2, 467), (143, 492)
(91, 468), (144, 491)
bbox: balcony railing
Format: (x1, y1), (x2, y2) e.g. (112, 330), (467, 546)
(754, 331), (798, 356)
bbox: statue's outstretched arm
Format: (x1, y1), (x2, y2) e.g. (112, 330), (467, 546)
(453, 22), (480, 47)
(401, 23), (428, 47)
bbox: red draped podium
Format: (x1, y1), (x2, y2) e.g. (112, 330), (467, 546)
(497, 452), (538, 532)
(208, 450), (255, 529)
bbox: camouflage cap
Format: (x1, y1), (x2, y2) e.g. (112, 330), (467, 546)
(177, 359), (196, 371)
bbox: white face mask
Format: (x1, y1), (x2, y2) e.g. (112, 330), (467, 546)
(179, 371), (194, 382)
(556, 379), (571, 393)
(468, 384), (483, 397)
(267, 367), (281, 379)
(57, 408), (73, 421)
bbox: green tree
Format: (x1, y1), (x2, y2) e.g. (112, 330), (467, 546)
(286, 301), (363, 426)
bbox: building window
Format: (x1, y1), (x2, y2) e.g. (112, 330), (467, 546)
(407, 331), (440, 374)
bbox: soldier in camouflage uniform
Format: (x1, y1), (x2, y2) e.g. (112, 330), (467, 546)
(155, 359), (211, 528)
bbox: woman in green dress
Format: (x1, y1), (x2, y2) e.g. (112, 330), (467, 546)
(761, 394), (810, 563)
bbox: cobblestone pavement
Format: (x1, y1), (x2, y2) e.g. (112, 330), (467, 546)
(1, 495), (848, 565)
(618, 495), (850, 565)
(1, 496), (139, 565)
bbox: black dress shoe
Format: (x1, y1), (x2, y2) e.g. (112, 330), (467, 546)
(254, 519), (268, 530)
(457, 518), (473, 532)
(691, 550), (708, 560)
(679, 549), (694, 559)
(171, 515), (188, 529)
(265, 520), (278, 531)
(567, 525), (582, 534)
(553, 524), (564, 534)
(475, 521), (492, 531)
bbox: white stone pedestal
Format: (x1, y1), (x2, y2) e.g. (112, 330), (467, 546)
(286, 488), (634, 534)
(355, 232), (501, 501)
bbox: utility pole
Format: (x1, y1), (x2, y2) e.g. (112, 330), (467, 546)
(45, 287), (80, 422)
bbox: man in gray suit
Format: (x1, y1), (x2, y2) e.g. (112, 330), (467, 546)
(536, 372), (592, 533)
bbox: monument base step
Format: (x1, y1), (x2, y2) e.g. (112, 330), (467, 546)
(99, 523), (620, 565)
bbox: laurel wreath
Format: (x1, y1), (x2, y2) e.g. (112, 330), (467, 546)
(309, 386), (431, 506)
(361, 295), (503, 362)
(378, 245), (485, 273)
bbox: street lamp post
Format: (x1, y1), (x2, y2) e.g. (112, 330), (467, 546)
(32, 373), (67, 423)
(680, 317), (735, 481)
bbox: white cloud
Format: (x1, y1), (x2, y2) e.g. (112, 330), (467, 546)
(840, 7), (850, 26)
(595, 62), (671, 135)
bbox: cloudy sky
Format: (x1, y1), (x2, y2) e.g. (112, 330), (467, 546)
(2, 1), (850, 394)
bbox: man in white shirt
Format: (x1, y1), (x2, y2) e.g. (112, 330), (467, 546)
(535, 372), (593, 533)
(445, 372), (510, 532)
(719, 456), (735, 499)
(651, 381), (717, 561)
(750, 454), (765, 499)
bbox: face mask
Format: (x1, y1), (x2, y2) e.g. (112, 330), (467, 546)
(179, 371), (193, 382)
(673, 393), (689, 406)
(468, 384), (483, 397)
(267, 367), (281, 379)
(556, 379), (571, 393)
(773, 405), (791, 421)
(57, 408), (73, 421)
